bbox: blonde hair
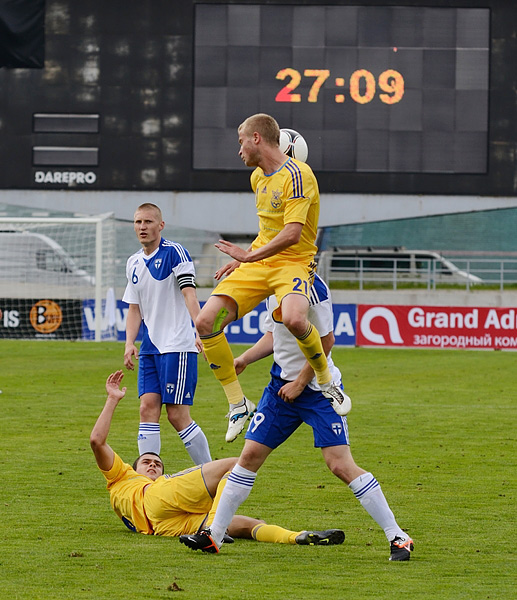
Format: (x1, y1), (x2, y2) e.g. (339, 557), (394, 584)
(134, 203), (162, 221)
(239, 113), (280, 146)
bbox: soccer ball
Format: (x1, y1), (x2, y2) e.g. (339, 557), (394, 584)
(279, 128), (309, 163)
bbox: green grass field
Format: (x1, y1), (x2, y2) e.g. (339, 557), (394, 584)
(1, 340), (515, 599)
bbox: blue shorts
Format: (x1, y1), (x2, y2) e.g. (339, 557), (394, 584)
(138, 352), (197, 405)
(244, 375), (349, 449)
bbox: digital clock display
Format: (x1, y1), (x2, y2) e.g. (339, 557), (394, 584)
(193, 5), (489, 173)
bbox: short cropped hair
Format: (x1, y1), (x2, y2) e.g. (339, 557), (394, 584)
(132, 452), (164, 473)
(134, 203), (162, 221)
(239, 113), (280, 146)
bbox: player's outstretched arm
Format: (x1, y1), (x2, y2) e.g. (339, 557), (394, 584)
(90, 371), (127, 472)
(215, 222), (302, 263)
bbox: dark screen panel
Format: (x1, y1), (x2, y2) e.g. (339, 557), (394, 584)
(0, 0), (516, 196)
(193, 5), (489, 173)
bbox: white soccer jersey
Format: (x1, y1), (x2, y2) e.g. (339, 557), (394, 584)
(123, 238), (197, 355)
(265, 274), (342, 390)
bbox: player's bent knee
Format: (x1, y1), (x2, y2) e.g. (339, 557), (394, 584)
(238, 449), (267, 472)
(194, 312), (213, 336)
(282, 315), (308, 337)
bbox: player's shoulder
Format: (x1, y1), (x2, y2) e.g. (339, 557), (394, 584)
(282, 158), (317, 194)
(160, 239), (192, 261)
(285, 157), (314, 176)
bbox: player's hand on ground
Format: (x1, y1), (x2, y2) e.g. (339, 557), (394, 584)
(124, 343), (138, 370)
(214, 259), (241, 281)
(278, 381), (304, 403)
(106, 371), (127, 402)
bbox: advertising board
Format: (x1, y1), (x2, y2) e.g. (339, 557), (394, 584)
(357, 304), (517, 350)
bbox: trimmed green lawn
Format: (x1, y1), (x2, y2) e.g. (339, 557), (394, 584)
(1, 341), (515, 599)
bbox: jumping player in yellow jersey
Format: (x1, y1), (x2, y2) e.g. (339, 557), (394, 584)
(196, 113), (351, 443)
(90, 371), (345, 549)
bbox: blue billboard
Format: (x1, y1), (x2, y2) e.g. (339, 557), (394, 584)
(81, 300), (356, 346)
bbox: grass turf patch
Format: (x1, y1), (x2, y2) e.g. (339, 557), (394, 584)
(1, 341), (515, 599)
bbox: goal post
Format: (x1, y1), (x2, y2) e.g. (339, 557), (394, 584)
(0, 213), (117, 341)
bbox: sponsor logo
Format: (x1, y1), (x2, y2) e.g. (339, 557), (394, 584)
(34, 171), (97, 185)
(185, 392), (191, 399)
(0, 308), (20, 328)
(360, 306), (403, 345)
(209, 363), (221, 370)
(29, 300), (63, 334)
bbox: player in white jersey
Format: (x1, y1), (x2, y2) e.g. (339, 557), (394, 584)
(123, 203), (211, 466)
(180, 274), (414, 561)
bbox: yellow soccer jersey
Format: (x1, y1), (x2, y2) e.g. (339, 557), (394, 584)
(99, 452), (154, 534)
(250, 157), (319, 263)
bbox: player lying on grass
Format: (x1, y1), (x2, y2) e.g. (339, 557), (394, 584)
(180, 275), (414, 561)
(90, 370), (344, 547)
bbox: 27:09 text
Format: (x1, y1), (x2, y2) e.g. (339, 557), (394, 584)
(275, 68), (404, 104)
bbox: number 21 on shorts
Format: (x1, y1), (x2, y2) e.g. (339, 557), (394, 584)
(292, 277), (309, 295)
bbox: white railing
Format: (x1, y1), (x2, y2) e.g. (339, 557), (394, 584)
(313, 252), (517, 291)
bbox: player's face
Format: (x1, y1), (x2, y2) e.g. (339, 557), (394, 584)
(134, 208), (164, 251)
(135, 454), (164, 481)
(238, 128), (259, 167)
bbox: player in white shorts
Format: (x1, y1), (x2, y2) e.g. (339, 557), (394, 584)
(123, 203), (211, 465)
(180, 274), (414, 560)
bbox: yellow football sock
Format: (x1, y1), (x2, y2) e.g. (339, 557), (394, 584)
(201, 331), (244, 404)
(296, 324), (331, 385)
(251, 523), (303, 545)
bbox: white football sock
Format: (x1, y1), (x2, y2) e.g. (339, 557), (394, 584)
(137, 422), (161, 455)
(349, 472), (406, 541)
(210, 464), (257, 546)
(178, 421), (212, 465)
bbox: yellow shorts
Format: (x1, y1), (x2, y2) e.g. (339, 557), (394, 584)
(212, 259), (316, 320)
(143, 465), (212, 537)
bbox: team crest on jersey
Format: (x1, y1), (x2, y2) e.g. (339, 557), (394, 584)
(154, 258), (162, 269)
(166, 383), (175, 394)
(270, 189), (282, 209)
(332, 422), (343, 436)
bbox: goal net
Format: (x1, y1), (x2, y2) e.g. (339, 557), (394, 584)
(0, 213), (117, 341)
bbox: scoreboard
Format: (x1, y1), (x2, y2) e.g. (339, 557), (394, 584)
(0, 0), (516, 196)
(193, 5), (489, 174)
